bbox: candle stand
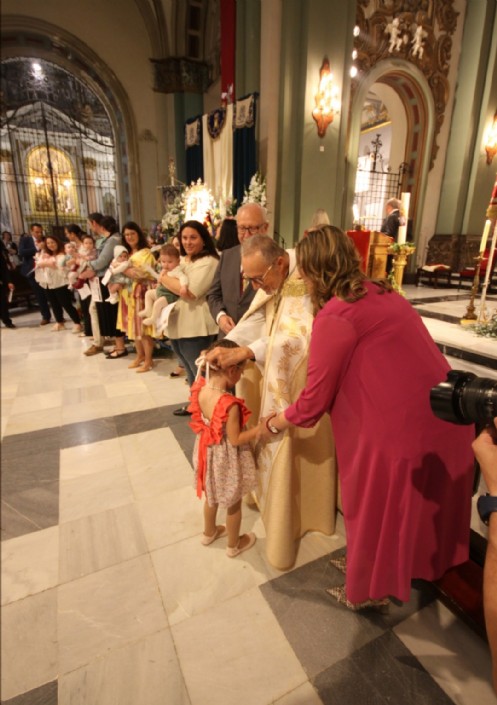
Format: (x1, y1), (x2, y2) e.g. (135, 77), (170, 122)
(388, 244), (416, 292)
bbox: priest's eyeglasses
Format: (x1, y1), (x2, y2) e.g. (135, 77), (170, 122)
(237, 225), (262, 235)
(242, 264), (273, 286)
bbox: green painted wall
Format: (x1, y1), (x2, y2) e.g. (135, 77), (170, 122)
(437, 0), (497, 235)
(235, 0), (261, 98)
(275, 0), (356, 245)
(173, 92), (203, 183)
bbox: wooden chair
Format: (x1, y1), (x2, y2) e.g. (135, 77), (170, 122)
(457, 248), (497, 289)
(415, 264), (452, 288)
(346, 230), (371, 274)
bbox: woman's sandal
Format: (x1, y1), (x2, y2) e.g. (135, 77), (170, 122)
(226, 532), (256, 558)
(105, 349), (129, 359)
(136, 363), (153, 373)
(326, 585), (390, 613)
(329, 554), (347, 575)
(128, 359), (145, 369)
(201, 525), (227, 546)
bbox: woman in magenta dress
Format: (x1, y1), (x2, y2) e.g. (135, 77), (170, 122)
(261, 225), (474, 610)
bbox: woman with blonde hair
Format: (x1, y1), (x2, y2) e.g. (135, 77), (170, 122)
(260, 225), (475, 611)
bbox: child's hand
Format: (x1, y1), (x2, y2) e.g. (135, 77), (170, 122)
(254, 420), (266, 443)
(179, 285), (189, 297)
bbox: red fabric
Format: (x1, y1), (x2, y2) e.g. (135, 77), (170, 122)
(285, 282), (474, 603)
(188, 378), (251, 498)
(346, 230), (371, 273)
(459, 248), (497, 277)
(220, 0), (236, 99)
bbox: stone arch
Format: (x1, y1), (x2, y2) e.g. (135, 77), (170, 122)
(346, 59), (436, 243)
(1, 15), (142, 224)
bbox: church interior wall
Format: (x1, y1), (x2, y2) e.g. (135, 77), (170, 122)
(460, 2), (497, 236)
(3, 0), (176, 227)
(365, 83), (407, 175)
(274, 0), (356, 245)
(436, 0), (496, 240)
(235, 0), (261, 102)
(2, 0), (497, 248)
(259, 0), (282, 238)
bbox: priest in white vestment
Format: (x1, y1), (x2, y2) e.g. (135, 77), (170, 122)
(206, 235), (337, 569)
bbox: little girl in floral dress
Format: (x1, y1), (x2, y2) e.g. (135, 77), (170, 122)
(188, 339), (260, 558)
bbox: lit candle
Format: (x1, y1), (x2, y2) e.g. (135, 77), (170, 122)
(401, 191), (411, 219)
(479, 219), (491, 253)
(353, 204), (360, 226)
(398, 192), (410, 245)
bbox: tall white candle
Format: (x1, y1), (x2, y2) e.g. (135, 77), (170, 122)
(401, 191), (411, 219)
(479, 219), (491, 253)
(398, 192), (410, 245)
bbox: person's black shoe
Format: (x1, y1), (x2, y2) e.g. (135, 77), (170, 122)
(4, 322), (16, 328)
(173, 406), (192, 416)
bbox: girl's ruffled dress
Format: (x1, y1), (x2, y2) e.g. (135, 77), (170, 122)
(189, 378), (257, 508)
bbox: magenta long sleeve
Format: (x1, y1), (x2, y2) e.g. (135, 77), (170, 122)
(284, 311), (357, 427)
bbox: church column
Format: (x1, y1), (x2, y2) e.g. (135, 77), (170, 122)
(437, 0), (497, 237)
(151, 58), (207, 185)
(259, 0), (282, 238)
(235, 0), (261, 98)
(274, 0), (356, 244)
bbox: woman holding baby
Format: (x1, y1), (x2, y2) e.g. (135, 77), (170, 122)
(161, 220), (220, 414)
(117, 221), (157, 372)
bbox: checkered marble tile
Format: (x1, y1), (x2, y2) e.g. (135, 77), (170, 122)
(1, 302), (495, 704)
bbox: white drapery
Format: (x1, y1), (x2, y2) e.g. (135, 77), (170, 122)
(202, 103), (233, 207)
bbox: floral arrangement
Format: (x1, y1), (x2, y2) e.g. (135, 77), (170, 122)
(387, 241), (416, 254)
(210, 196), (238, 230)
(242, 172), (267, 208)
(162, 180), (242, 238)
(474, 314), (497, 339)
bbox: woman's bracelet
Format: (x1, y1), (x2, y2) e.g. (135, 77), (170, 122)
(265, 415), (281, 435)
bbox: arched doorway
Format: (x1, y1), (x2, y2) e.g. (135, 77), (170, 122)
(1, 18), (141, 233)
(346, 59), (436, 248)
(1, 57), (119, 235)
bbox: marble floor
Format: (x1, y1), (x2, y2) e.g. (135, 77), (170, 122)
(1, 286), (497, 705)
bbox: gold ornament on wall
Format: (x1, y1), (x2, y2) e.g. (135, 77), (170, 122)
(484, 110), (497, 165)
(312, 58), (341, 138)
(351, 0), (459, 169)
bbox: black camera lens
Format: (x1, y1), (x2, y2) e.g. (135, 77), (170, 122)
(430, 370), (497, 425)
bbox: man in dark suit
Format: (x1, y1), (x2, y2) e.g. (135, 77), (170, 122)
(207, 202), (269, 336)
(0, 240), (16, 328)
(380, 198), (403, 240)
(18, 223), (52, 325)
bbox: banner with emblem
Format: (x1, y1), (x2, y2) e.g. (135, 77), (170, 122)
(233, 93), (258, 205)
(185, 116), (203, 184)
(202, 103), (233, 207)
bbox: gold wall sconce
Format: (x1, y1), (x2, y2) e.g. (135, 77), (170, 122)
(485, 110), (497, 165)
(312, 58), (341, 138)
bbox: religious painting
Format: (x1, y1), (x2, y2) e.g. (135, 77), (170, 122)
(361, 97), (390, 133)
(27, 146), (79, 215)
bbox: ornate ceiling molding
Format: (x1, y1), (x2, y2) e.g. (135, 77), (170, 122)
(151, 57), (211, 94)
(352, 0), (459, 168)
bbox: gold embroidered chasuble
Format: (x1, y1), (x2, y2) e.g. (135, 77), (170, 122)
(231, 253), (337, 570)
